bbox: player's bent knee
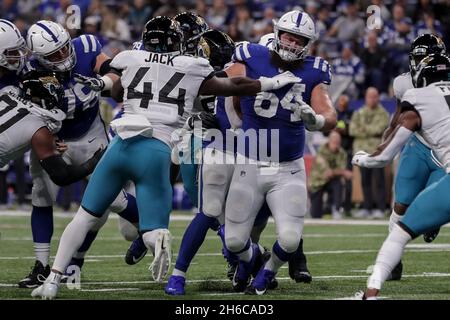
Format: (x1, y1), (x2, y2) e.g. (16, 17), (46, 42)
(225, 236), (247, 253)
(203, 199), (223, 218)
(278, 230), (301, 253)
(118, 217), (139, 241)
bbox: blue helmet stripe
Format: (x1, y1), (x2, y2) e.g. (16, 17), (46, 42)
(296, 12), (303, 27)
(36, 22), (58, 43)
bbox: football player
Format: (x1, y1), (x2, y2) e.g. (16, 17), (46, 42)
(353, 53), (450, 299)
(0, 19), (27, 94)
(380, 34), (446, 281)
(223, 10), (336, 295)
(0, 71), (104, 187)
(19, 20), (140, 288)
(31, 16), (300, 299)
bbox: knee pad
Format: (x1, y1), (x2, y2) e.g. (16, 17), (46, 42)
(278, 230), (301, 253)
(118, 217), (139, 241)
(108, 192), (128, 213)
(225, 236), (247, 253)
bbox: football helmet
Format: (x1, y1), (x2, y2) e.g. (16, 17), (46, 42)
(0, 19), (27, 71)
(174, 12), (208, 54)
(142, 16), (184, 54)
(20, 70), (65, 110)
(197, 29), (235, 70)
(413, 53), (450, 88)
(26, 20), (76, 72)
(272, 10), (316, 62)
(409, 33), (446, 78)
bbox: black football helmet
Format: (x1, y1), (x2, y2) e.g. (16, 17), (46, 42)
(413, 53), (450, 88)
(197, 29), (235, 70)
(174, 12), (209, 54)
(20, 70), (64, 110)
(142, 16), (184, 54)
(409, 33), (446, 78)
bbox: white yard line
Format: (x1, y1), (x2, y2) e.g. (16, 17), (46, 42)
(2, 244), (450, 261)
(3, 210), (450, 227)
(2, 273), (450, 288)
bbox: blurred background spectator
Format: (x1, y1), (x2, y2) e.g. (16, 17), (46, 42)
(309, 130), (353, 219)
(349, 87), (389, 219)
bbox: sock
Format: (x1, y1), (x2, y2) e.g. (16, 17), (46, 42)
(389, 208), (403, 233)
(174, 212), (217, 273)
(367, 224), (411, 290)
(172, 268), (186, 278)
(235, 240), (252, 263)
(265, 241), (292, 273)
(52, 207), (101, 273)
(118, 217), (139, 241)
(116, 193), (139, 224)
(31, 206), (53, 266)
(34, 243), (51, 267)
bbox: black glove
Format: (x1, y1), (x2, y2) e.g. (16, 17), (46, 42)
(83, 147), (106, 173)
(187, 112), (220, 130)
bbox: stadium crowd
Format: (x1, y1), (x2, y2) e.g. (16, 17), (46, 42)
(1, 0), (449, 219)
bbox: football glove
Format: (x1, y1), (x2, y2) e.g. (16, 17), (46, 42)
(351, 151), (370, 167)
(186, 112), (220, 130)
(292, 98), (325, 131)
(259, 71), (300, 91)
(74, 73), (105, 91)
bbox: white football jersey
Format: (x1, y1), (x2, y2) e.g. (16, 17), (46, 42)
(109, 50), (214, 147)
(402, 81), (450, 172)
(393, 72), (433, 148)
(0, 92), (65, 167)
(393, 72), (413, 100)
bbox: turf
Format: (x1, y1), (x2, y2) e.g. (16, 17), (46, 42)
(1, 212), (450, 300)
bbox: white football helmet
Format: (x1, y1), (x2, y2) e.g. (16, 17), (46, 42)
(272, 10), (316, 62)
(27, 20), (76, 72)
(0, 19), (27, 71)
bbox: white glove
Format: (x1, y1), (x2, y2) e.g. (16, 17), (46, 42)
(292, 98), (325, 131)
(259, 71), (300, 91)
(352, 151), (370, 167)
(74, 73), (113, 92)
(46, 120), (62, 134)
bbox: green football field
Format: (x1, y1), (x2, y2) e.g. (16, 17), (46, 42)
(1, 211), (450, 300)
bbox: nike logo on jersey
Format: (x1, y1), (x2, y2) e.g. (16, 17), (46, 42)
(145, 52), (175, 66)
(88, 137), (96, 143)
(290, 169), (301, 175)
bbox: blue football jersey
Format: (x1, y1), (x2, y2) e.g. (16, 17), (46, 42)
(232, 42), (331, 162)
(25, 34), (103, 140)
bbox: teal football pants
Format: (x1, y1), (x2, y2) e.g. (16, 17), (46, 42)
(81, 135), (172, 232)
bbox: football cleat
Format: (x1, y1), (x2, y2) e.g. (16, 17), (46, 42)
(60, 257), (84, 284)
(31, 272), (61, 300)
(18, 260), (50, 288)
(226, 262), (237, 281)
(423, 228), (440, 243)
(125, 235), (148, 265)
(149, 229), (172, 282)
(164, 275), (186, 295)
(288, 240), (312, 283)
(232, 243), (260, 292)
(245, 269), (277, 296)
(387, 261), (403, 281)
